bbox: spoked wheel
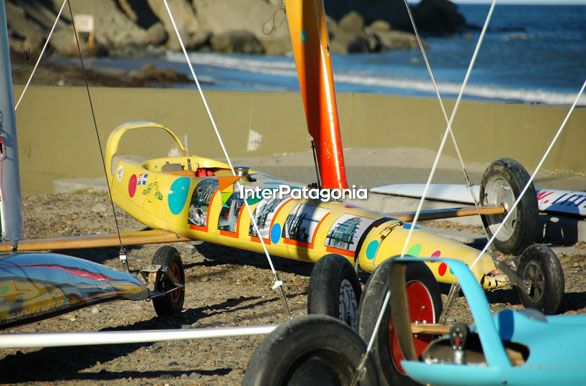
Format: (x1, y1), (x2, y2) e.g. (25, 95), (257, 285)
(308, 254), (362, 330)
(480, 158), (539, 256)
(152, 246), (185, 316)
(358, 259), (442, 386)
(243, 315), (379, 386)
(516, 244), (564, 314)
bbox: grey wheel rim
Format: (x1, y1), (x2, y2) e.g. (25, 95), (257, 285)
(524, 261), (546, 302)
(484, 175), (517, 241)
(338, 279), (358, 330)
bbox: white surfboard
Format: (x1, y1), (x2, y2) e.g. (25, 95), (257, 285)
(371, 184), (586, 217)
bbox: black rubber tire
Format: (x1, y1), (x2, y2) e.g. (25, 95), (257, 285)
(516, 244), (564, 315)
(242, 315), (379, 386)
(480, 158), (539, 256)
(152, 246), (185, 316)
(308, 254), (362, 330)
(358, 259), (442, 386)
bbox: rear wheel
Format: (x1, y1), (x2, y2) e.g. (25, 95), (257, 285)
(152, 246), (185, 316)
(358, 259), (442, 386)
(243, 315), (379, 386)
(480, 158), (539, 255)
(516, 244), (564, 314)
(308, 254), (362, 330)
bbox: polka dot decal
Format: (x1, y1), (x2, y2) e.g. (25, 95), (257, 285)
(406, 244), (422, 257)
(168, 177), (191, 215)
(438, 263), (448, 276)
(270, 224), (282, 244)
(366, 240), (380, 260)
(128, 174), (137, 198)
(430, 249), (448, 276)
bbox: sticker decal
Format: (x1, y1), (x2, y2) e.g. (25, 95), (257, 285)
(142, 180), (163, 201)
(325, 215), (376, 252)
(188, 178), (218, 227)
(138, 173), (148, 186)
(249, 197), (289, 239)
(218, 189), (244, 233)
(116, 166), (124, 182)
(283, 204), (329, 245)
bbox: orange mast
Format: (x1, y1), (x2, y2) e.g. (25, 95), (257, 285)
(285, 0), (348, 189)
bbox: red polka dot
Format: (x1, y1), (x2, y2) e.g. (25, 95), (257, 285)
(438, 263), (448, 276)
(431, 250), (441, 258)
(128, 174), (137, 198)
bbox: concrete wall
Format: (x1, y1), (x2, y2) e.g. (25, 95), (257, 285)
(14, 85), (586, 192)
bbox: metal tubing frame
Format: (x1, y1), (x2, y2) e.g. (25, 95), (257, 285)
(0, 0), (24, 246)
(0, 325), (277, 349)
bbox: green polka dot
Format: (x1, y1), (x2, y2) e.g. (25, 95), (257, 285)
(406, 244), (422, 257)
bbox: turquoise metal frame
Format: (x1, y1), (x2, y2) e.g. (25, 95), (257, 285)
(395, 257), (586, 386)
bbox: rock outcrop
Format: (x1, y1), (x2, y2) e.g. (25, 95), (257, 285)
(6, 0), (465, 56)
(6, 1), (51, 52)
(147, 0), (203, 50)
(192, 0), (291, 55)
(413, 0), (466, 34)
(210, 30), (264, 54)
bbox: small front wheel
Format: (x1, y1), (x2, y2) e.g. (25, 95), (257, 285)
(152, 246), (185, 316)
(516, 244), (564, 314)
(308, 254), (362, 331)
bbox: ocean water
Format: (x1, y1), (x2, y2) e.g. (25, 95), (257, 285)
(81, 4), (586, 105)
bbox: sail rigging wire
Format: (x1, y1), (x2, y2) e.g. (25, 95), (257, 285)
(471, 80), (586, 269)
(399, 0), (497, 258)
(67, 0), (127, 268)
(402, 0), (489, 232)
(402, 0), (498, 322)
(352, 2), (498, 383)
(14, 0), (69, 111)
(161, 0), (291, 318)
(261, 1), (286, 36)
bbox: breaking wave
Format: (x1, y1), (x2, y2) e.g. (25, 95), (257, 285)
(166, 52), (584, 106)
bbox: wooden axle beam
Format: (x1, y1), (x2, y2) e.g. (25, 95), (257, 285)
(393, 205), (505, 223)
(0, 230), (190, 252)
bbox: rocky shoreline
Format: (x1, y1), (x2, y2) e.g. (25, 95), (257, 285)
(8, 0), (467, 57)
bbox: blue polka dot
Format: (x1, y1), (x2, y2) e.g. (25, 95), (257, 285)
(270, 224), (282, 244)
(403, 224), (420, 230)
(366, 240), (380, 260)
(168, 177), (190, 215)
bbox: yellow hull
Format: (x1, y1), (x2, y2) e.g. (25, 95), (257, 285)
(106, 122), (498, 287)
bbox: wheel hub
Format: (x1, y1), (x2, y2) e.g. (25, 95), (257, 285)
(484, 176), (517, 241)
(524, 261), (545, 302)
